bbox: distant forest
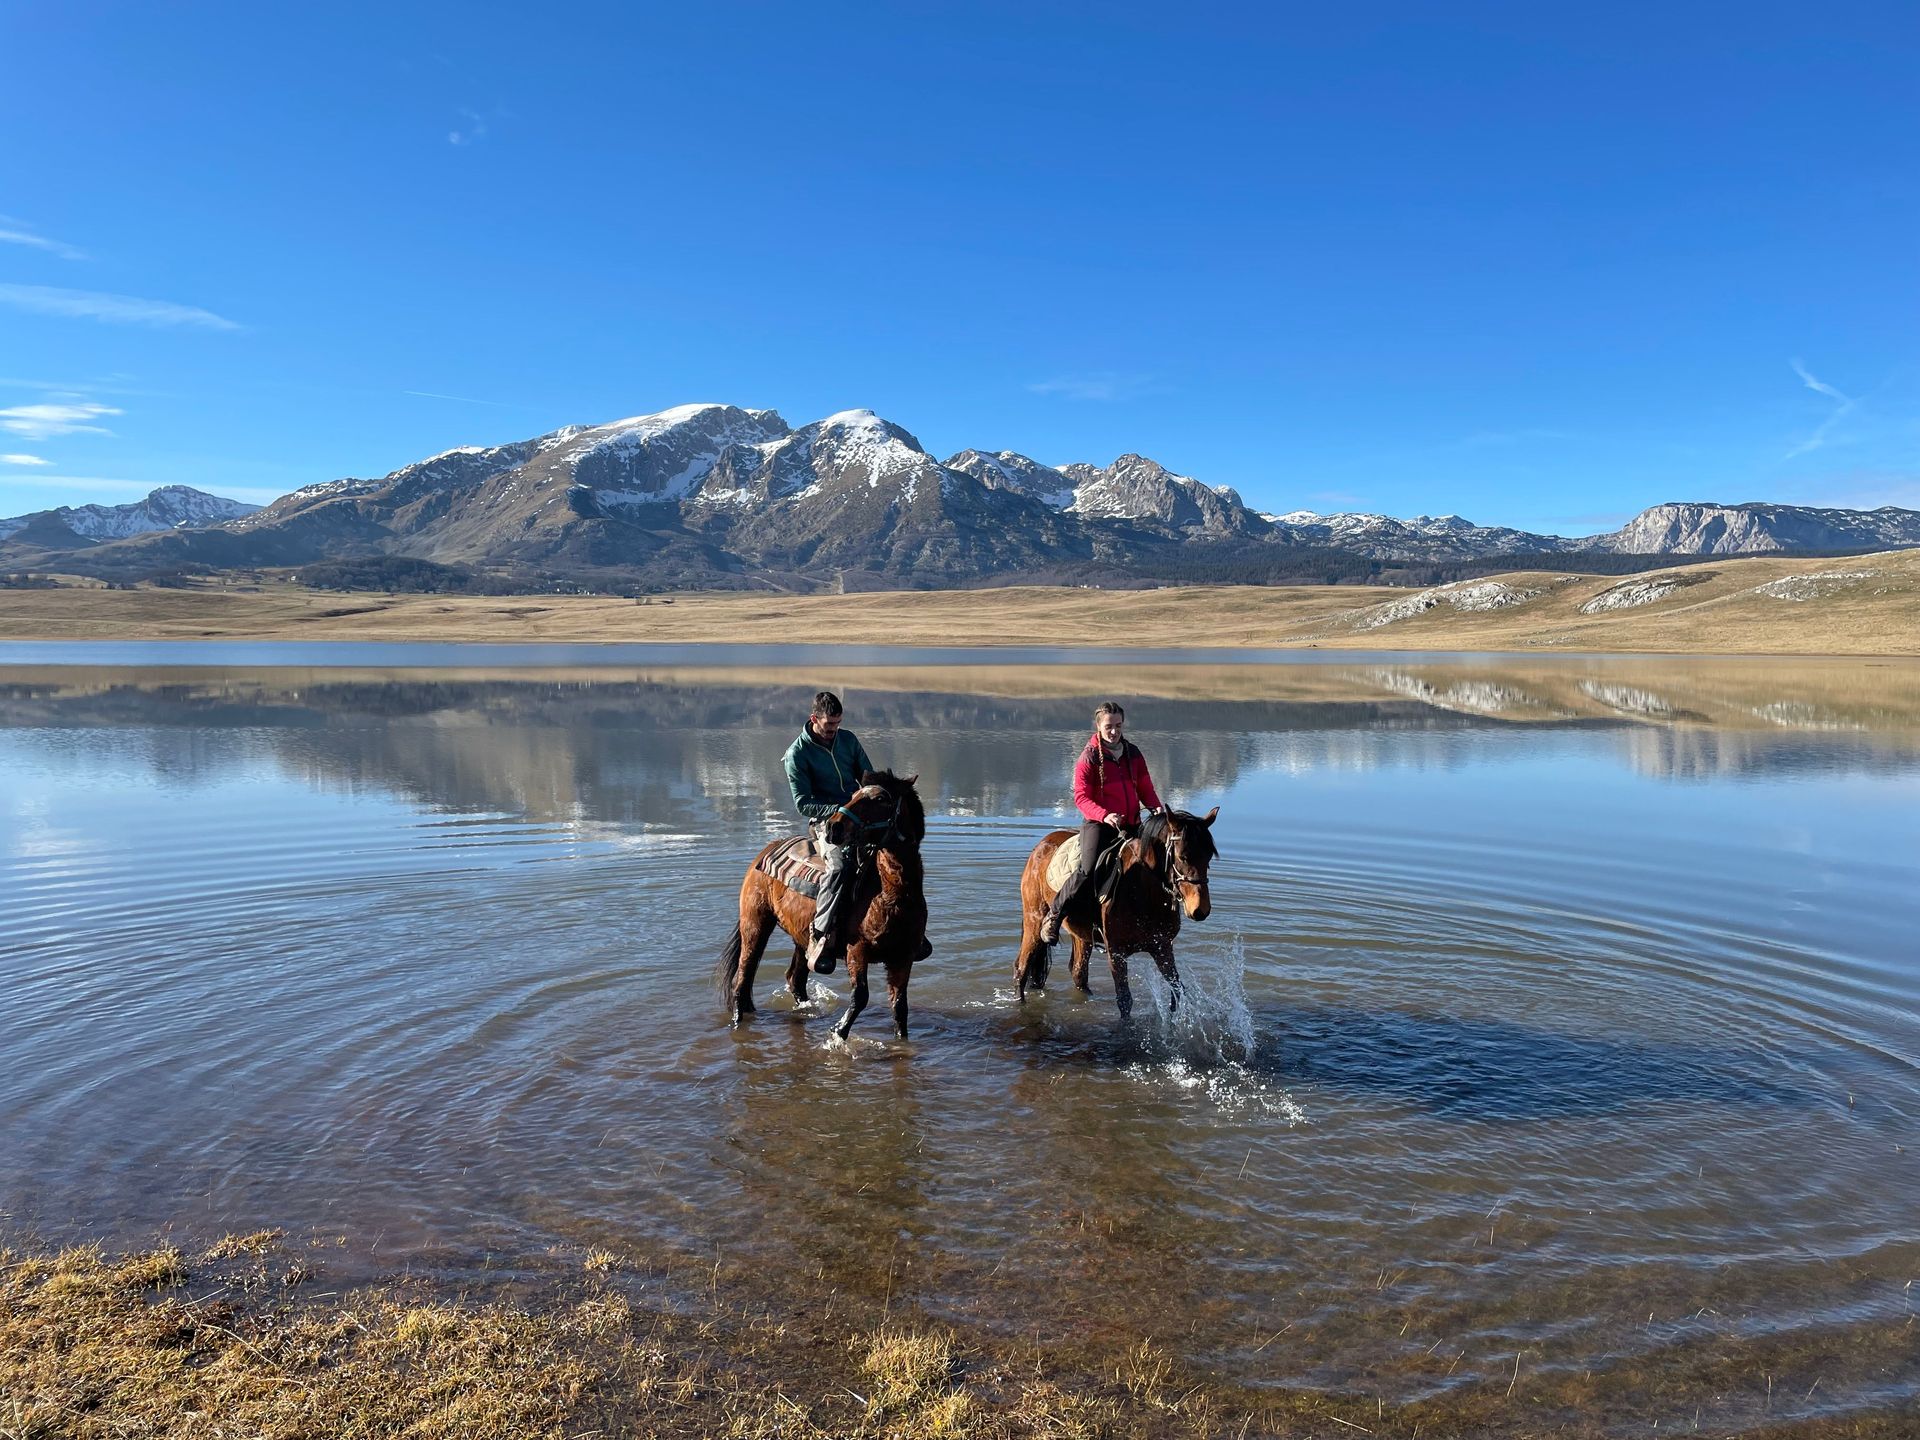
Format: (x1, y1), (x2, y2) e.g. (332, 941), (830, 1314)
(115, 544), (1903, 596)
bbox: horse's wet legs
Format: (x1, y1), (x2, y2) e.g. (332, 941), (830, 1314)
(786, 943), (809, 1002)
(1109, 951), (1134, 1022)
(1149, 938), (1183, 1015)
(885, 961), (911, 1039)
(834, 955), (871, 1041)
(1069, 930), (1094, 994)
(1015, 913), (1049, 1001)
(730, 906), (776, 1025)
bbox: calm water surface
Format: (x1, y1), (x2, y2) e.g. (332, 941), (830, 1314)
(3, 650), (1917, 1428)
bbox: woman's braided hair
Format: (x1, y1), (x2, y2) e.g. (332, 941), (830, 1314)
(1090, 701), (1126, 790)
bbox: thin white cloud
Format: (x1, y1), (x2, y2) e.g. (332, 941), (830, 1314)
(448, 108), (489, 145)
(1784, 359), (1856, 460)
(0, 283), (240, 331)
(0, 217), (88, 262)
(404, 388), (512, 407)
(1027, 372), (1156, 403)
(2, 453), (50, 466)
(0, 402), (123, 440)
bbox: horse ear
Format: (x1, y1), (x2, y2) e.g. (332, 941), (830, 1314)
(1202, 806), (1218, 825)
(904, 773), (918, 786)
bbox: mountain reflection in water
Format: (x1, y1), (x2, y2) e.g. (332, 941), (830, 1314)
(2, 657), (1918, 829)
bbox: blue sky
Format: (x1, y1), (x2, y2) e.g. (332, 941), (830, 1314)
(1, 2), (1914, 534)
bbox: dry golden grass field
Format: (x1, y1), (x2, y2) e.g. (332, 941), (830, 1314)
(2, 547), (1916, 653)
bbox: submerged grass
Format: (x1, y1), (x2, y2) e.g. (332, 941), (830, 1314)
(4, 1235), (1916, 1439)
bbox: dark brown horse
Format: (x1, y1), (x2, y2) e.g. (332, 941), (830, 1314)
(720, 770), (929, 1041)
(1013, 808), (1219, 1020)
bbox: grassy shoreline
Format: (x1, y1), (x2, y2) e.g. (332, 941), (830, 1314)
(5, 1230), (1915, 1438)
(1, 547), (1918, 654)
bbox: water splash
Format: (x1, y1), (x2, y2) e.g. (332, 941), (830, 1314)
(1135, 933), (1258, 1064)
(1126, 936), (1304, 1122)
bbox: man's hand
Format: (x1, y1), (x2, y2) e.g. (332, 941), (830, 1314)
(1103, 811), (1123, 827)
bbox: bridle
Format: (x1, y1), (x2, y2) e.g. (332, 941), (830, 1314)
(1154, 823), (1208, 898)
(847, 785), (906, 851)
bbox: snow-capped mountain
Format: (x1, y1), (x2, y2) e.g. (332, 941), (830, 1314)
(0, 485), (260, 548)
(1260, 509), (1573, 560)
(945, 449), (1265, 539)
(17, 404), (1920, 584)
(60, 404), (1083, 583)
(1059, 454), (1268, 538)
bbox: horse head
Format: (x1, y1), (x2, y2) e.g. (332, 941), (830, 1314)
(1138, 806), (1219, 920)
(842, 770), (926, 850)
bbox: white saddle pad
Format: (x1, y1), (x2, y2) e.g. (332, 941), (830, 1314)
(1045, 832), (1083, 891)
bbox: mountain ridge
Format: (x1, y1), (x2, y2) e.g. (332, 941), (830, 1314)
(7, 404), (1917, 584)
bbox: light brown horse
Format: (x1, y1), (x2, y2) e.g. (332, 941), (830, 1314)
(1014, 808), (1219, 1020)
(720, 771), (929, 1041)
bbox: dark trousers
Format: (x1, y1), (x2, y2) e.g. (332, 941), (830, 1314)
(1048, 819), (1111, 920)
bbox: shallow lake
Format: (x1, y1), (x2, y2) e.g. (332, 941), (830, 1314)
(3, 648), (1917, 1430)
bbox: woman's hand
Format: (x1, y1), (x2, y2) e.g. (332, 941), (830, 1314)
(1103, 811), (1123, 827)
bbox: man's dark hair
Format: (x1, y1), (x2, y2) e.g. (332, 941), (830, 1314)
(811, 690), (844, 718)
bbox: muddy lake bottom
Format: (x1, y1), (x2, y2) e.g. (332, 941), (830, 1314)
(3, 647), (1917, 1435)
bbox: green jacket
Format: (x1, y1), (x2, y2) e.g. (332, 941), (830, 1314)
(783, 724), (874, 821)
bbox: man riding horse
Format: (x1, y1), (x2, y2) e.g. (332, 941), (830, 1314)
(783, 689), (875, 974)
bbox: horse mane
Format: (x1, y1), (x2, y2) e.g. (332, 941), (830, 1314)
(1138, 809), (1216, 868)
(858, 769), (926, 849)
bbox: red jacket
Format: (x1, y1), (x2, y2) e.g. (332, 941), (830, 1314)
(1073, 736), (1162, 826)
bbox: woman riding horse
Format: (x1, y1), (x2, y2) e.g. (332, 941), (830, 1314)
(1039, 701), (1162, 945)
(1018, 702), (1220, 1019)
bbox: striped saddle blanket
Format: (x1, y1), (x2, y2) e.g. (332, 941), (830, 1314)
(757, 836), (824, 898)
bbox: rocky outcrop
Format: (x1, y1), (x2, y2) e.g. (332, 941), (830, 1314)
(1589, 502), (1920, 555)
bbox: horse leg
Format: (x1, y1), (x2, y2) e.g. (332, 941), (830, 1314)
(785, 942), (809, 1003)
(730, 900), (777, 1026)
(1015, 910), (1050, 1002)
(1149, 937), (1184, 1015)
(885, 960), (911, 1039)
(1109, 950), (1134, 1022)
(834, 951), (871, 1041)
(1068, 929), (1094, 995)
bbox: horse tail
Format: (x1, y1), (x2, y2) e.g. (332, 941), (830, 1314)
(716, 920), (743, 1000)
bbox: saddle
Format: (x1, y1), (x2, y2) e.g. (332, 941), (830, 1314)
(756, 836), (825, 898)
(1045, 830), (1129, 900)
